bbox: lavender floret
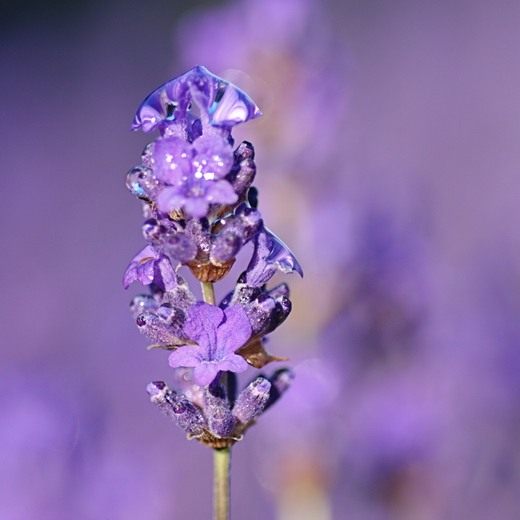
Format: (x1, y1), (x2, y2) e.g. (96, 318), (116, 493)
(132, 65), (261, 134)
(168, 303), (251, 386)
(244, 228), (303, 287)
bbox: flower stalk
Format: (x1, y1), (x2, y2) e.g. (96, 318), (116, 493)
(214, 447), (231, 520)
(202, 281), (216, 305)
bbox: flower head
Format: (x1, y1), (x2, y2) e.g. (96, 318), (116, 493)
(126, 65), (301, 449)
(168, 302), (252, 386)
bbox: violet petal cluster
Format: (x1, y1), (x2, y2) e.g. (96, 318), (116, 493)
(124, 66), (302, 447)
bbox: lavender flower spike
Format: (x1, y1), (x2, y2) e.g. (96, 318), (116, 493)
(125, 65), (302, 519)
(168, 302), (251, 386)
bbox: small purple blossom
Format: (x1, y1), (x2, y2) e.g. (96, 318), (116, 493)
(123, 245), (177, 291)
(153, 134), (237, 218)
(132, 65), (261, 134)
(157, 177), (237, 218)
(152, 136), (193, 185)
(244, 228), (303, 287)
(168, 302), (252, 386)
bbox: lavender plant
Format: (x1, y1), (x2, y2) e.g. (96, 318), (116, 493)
(123, 65), (302, 519)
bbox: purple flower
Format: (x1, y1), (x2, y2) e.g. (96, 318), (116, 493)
(130, 275), (196, 347)
(157, 179), (237, 218)
(244, 228), (303, 287)
(132, 65), (261, 134)
(123, 245), (177, 291)
(135, 304), (190, 347)
(152, 135), (234, 185)
(154, 134), (237, 218)
(126, 64), (302, 448)
(168, 302), (252, 386)
(152, 137), (193, 185)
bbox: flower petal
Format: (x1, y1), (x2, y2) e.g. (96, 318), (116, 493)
(192, 135), (234, 179)
(168, 346), (202, 368)
(192, 363), (220, 386)
(216, 305), (252, 355)
(184, 303), (224, 354)
(156, 257), (178, 292)
(153, 137), (193, 185)
(245, 228), (303, 287)
(123, 245), (160, 288)
(183, 196), (210, 218)
(218, 354), (249, 374)
(156, 186), (185, 214)
(207, 180), (238, 205)
(132, 65), (261, 133)
(132, 70), (192, 132)
(209, 79), (261, 127)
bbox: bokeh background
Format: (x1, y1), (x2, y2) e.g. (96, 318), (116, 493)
(2, 0), (520, 518)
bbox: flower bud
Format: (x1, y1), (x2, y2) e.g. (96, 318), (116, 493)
(232, 377), (271, 424)
(203, 380), (236, 438)
(147, 381), (207, 438)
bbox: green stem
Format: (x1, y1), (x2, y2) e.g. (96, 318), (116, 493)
(213, 448), (231, 520)
(201, 281), (216, 305)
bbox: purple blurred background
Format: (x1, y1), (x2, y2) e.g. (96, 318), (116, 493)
(2, 0), (520, 518)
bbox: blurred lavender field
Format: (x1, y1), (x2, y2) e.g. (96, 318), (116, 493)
(2, 0), (520, 518)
